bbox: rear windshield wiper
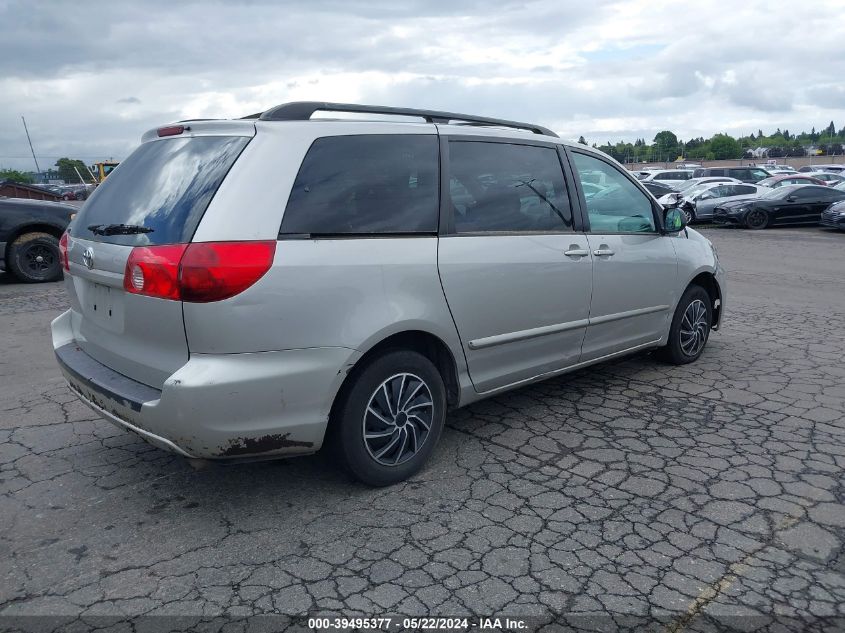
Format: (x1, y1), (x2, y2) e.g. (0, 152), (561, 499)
(87, 223), (154, 236)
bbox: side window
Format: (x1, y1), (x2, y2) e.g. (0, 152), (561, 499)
(447, 141), (574, 233)
(571, 152), (657, 233)
(708, 185), (728, 197)
(280, 135), (439, 235)
(750, 169), (769, 180)
(735, 185), (757, 195)
(792, 187), (817, 200)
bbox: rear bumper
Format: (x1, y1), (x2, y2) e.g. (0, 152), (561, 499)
(52, 310), (361, 459)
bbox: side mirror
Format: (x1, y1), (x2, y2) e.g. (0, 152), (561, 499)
(658, 192), (683, 208)
(699, 192), (714, 200)
(663, 208), (687, 233)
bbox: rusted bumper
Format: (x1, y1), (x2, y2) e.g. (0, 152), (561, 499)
(52, 310), (360, 460)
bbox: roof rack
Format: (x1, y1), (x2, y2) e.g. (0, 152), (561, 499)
(248, 101), (558, 137)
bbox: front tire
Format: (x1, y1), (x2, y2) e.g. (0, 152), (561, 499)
(332, 350), (446, 486)
(7, 232), (63, 283)
(745, 208), (769, 230)
(658, 285), (712, 365)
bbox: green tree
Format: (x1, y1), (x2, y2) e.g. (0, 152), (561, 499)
(0, 168), (34, 183)
(709, 134), (743, 159)
(578, 135), (587, 145)
(55, 157), (90, 183)
(653, 130), (679, 160)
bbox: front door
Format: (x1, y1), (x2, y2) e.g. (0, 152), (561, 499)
(569, 150), (678, 360)
(437, 138), (593, 393)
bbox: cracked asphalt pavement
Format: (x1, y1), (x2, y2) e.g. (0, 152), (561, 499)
(2, 227), (845, 631)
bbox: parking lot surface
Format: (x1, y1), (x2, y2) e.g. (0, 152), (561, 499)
(2, 227), (845, 630)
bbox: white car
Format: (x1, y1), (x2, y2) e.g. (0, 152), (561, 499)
(673, 176), (741, 194)
(798, 164), (845, 174)
(640, 169), (695, 187)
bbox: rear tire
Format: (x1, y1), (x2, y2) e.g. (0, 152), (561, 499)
(331, 350), (446, 486)
(8, 232), (62, 283)
(657, 285), (712, 365)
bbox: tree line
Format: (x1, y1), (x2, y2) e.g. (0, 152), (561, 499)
(581, 121), (845, 163)
(0, 158), (93, 184)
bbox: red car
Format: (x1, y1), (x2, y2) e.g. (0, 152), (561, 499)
(757, 174), (827, 188)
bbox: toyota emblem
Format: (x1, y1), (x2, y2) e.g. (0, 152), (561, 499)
(82, 247), (94, 270)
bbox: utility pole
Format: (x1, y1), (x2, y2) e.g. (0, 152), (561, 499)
(21, 116), (41, 174)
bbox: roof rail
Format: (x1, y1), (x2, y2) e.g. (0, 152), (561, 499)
(252, 101), (558, 137)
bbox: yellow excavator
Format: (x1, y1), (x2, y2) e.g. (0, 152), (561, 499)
(90, 161), (119, 183)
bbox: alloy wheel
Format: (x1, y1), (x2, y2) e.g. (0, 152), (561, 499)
(24, 244), (57, 277)
(746, 209), (768, 229)
(679, 299), (708, 357)
(362, 373), (434, 466)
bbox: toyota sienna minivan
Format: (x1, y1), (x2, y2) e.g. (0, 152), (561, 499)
(52, 102), (725, 486)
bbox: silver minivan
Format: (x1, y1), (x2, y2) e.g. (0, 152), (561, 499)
(52, 102), (725, 485)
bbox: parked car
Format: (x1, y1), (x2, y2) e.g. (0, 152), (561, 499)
(0, 197), (75, 282)
(765, 167), (798, 175)
(679, 182), (768, 223)
(641, 180), (675, 197)
(674, 176), (740, 194)
(51, 102), (725, 486)
(798, 164), (845, 174)
(692, 166), (771, 183)
(633, 170), (656, 180)
(757, 174), (826, 188)
(820, 199), (845, 230)
(810, 172), (845, 186)
(713, 184), (845, 229)
(640, 169), (695, 187)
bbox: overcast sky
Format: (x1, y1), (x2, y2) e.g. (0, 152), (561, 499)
(2, 0), (844, 171)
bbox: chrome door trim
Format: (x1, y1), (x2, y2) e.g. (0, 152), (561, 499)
(589, 304), (670, 326)
(468, 318), (590, 350)
(467, 304), (670, 351)
(475, 338), (661, 396)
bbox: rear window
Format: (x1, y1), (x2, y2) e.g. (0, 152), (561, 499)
(74, 135), (249, 246)
(280, 135), (439, 236)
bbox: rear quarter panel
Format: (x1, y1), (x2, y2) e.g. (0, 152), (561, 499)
(182, 237), (466, 358)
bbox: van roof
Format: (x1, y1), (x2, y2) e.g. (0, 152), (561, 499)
(242, 101), (559, 138)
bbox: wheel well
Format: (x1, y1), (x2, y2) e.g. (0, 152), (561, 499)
(689, 272), (722, 328)
(5, 224), (64, 257)
(330, 330), (461, 423)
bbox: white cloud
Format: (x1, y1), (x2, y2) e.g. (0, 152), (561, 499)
(0, 0), (843, 169)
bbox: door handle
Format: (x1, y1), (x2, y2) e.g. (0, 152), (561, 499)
(564, 248), (590, 258)
(593, 247), (615, 257)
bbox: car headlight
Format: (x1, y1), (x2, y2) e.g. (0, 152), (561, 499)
(737, 206), (750, 213)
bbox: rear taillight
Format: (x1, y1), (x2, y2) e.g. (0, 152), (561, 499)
(123, 244), (187, 300)
(122, 241), (275, 302)
(59, 231), (70, 271)
(180, 241), (276, 302)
